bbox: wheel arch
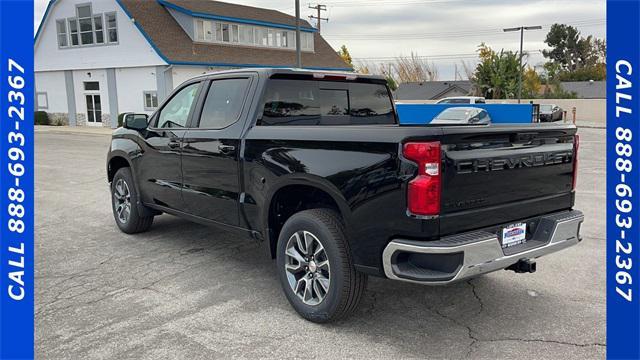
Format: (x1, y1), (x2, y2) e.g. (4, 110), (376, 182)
(107, 152), (132, 183)
(263, 175), (352, 259)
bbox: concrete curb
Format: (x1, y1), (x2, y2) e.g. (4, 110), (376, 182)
(35, 125), (113, 136)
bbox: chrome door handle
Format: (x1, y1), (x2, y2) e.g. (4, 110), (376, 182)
(218, 144), (236, 153)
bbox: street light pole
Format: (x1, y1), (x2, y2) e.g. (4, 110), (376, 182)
(503, 25), (542, 103)
(295, 0), (302, 68)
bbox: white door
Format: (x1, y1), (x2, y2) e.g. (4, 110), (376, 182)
(83, 81), (102, 126)
(85, 94), (102, 126)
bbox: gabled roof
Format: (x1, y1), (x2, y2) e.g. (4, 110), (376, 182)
(395, 81), (472, 100)
(159, 0), (316, 31)
(35, 0), (350, 71)
(117, 0), (349, 70)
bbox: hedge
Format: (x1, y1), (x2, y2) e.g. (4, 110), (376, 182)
(34, 111), (50, 125)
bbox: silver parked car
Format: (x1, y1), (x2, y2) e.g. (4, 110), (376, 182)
(430, 107), (491, 125)
(539, 104), (563, 122)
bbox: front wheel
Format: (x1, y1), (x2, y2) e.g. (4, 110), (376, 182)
(111, 167), (153, 234)
(276, 208), (367, 323)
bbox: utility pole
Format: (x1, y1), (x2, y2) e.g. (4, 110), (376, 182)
(295, 0), (301, 68)
(503, 25), (542, 103)
(308, 4), (328, 33)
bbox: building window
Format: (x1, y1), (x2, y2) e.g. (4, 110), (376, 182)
(302, 32), (314, 51)
(204, 20), (213, 41)
(215, 22), (222, 41)
(105, 12), (118, 43)
(56, 19), (68, 47)
(143, 91), (158, 110)
(267, 29), (274, 46)
(93, 15), (104, 44)
(77, 4), (91, 18)
(57, 7), (116, 48)
(84, 81), (100, 91)
(231, 24), (239, 43)
(36, 92), (49, 110)
(191, 18), (314, 51)
(221, 23), (230, 42)
(77, 4), (94, 45)
(68, 18), (79, 46)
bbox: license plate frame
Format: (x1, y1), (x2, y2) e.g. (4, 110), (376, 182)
(501, 222), (527, 248)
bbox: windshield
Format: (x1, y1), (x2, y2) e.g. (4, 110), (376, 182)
(540, 105), (553, 111)
(434, 108), (479, 121)
(438, 98), (470, 104)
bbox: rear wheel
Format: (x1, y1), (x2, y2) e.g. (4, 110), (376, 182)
(276, 208), (367, 323)
(111, 167), (153, 234)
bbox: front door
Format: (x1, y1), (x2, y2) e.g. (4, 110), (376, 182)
(84, 81), (102, 126)
(181, 76), (253, 226)
(136, 81), (202, 211)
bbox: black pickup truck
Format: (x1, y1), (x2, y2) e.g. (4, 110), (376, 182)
(107, 68), (583, 322)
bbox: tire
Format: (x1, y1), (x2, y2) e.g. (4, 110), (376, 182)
(276, 208), (367, 323)
(111, 167), (154, 234)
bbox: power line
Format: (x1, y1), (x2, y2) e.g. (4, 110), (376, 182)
(321, 0), (468, 7)
(352, 50), (543, 61)
(324, 19), (605, 40)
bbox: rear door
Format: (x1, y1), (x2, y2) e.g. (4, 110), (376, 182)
(438, 125), (577, 234)
(181, 74), (255, 226)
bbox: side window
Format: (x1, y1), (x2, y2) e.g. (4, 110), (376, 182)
(261, 80), (320, 125)
(349, 83), (394, 124)
(156, 83), (199, 129)
(260, 80), (395, 125)
(198, 78), (250, 129)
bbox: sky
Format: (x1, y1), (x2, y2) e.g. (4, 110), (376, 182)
(34, 0), (606, 80)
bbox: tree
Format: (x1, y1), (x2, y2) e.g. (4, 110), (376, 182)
(337, 45), (353, 68)
(542, 24), (606, 80)
(392, 52), (438, 83)
(472, 43), (522, 99)
(522, 66), (541, 98)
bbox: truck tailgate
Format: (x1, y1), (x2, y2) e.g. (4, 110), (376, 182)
(438, 125), (577, 235)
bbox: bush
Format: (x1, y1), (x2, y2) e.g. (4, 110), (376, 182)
(117, 113), (126, 128)
(34, 111), (50, 125)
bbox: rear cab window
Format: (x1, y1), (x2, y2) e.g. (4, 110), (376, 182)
(259, 78), (396, 126)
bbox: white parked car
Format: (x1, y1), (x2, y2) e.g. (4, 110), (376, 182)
(430, 107), (492, 125)
(436, 96), (486, 104)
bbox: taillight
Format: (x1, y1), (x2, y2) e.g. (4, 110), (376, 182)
(572, 134), (579, 190)
(403, 141), (441, 216)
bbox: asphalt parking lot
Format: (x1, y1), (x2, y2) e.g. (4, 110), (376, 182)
(36, 126), (605, 359)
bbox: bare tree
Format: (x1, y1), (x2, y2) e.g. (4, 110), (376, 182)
(460, 60), (476, 81)
(392, 53), (439, 83)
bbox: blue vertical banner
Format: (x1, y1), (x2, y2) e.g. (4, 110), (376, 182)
(607, 0), (640, 359)
(0, 0), (35, 359)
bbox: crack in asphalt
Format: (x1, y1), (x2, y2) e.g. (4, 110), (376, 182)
(423, 280), (605, 359)
(467, 280), (484, 316)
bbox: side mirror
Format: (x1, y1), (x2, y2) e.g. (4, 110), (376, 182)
(124, 113), (148, 131)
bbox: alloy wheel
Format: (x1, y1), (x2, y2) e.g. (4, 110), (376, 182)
(284, 230), (331, 306)
(113, 178), (131, 224)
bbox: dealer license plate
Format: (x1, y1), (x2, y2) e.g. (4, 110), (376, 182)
(501, 223), (527, 248)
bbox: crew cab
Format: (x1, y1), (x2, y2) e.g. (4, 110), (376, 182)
(107, 68), (583, 323)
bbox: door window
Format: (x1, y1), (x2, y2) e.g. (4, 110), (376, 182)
(198, 78), (250, 129)
(156, 83), (199, 129)
(86, 94), (102, 123)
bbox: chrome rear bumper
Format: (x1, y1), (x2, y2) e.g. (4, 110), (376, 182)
(382, 210), (584, 285)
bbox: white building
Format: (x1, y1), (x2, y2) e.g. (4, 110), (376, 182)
(35, 0), (350, 128)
